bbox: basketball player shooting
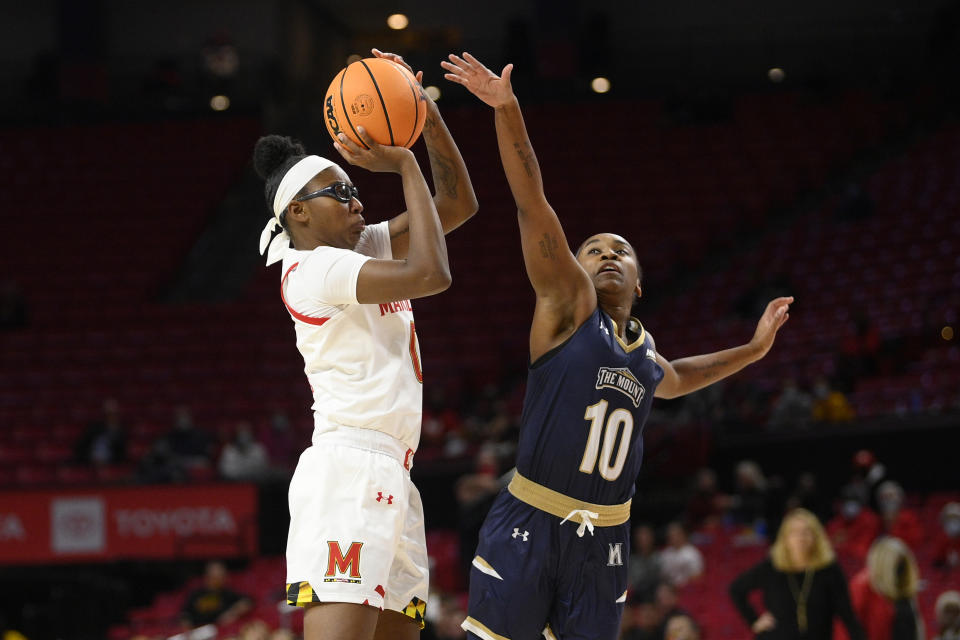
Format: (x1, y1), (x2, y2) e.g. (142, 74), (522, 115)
(255, 49), (478, 640)
(442, 52), (792, 640)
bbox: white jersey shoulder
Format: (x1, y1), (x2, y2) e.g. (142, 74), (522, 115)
(279, 221), (423, 451)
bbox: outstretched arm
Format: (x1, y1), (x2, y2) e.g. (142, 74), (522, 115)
(654, 297), (793, 399)
(443, 53), (594, 357)
(372, 50), (479, 259)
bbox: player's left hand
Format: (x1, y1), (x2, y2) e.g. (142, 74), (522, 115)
(372, 48), (431, 102)
(749, 296), (793, 360)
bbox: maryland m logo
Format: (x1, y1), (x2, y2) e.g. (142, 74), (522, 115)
(325, 541), (363, 583)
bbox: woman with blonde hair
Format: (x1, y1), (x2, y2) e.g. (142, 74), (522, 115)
(843, 537), (925, 640)
(729, 508), (865, 639)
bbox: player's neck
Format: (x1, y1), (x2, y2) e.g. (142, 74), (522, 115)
(290, 229), (334, 252)
(597, 296), (632, 339)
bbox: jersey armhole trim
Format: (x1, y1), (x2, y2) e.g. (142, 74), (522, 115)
(281, 262), (331, 326)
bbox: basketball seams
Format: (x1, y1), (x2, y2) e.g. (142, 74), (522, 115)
(359, 59), (396, 147)
(339, 65), (369, 150)
(326, 58), (425, 150)
(390, 62), (423, 149)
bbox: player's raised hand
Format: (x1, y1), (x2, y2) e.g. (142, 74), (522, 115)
(441, 52), (514, 108)
(334, 127), (413, 174)
(749, 296), (793, 360)
(372, 48), (425, 87)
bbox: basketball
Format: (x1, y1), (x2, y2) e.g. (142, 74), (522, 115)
(324, 57), (427, 150)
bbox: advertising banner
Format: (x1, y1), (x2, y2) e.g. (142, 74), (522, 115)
(0, 484), (258, 565)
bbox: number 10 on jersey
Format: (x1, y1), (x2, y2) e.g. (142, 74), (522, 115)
(580, 400), (634, 481)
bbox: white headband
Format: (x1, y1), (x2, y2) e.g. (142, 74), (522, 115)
(259, 155), (338, 265)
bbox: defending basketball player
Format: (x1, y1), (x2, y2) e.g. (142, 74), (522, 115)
(254, 50), (477, 640)
(442, 52), (792, 639)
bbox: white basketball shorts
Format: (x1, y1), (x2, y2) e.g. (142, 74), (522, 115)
(285, 425), (428, 627)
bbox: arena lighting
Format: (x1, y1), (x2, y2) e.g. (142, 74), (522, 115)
(209, 95), (230, 111)
(591, 77), (611, 93)
(387, 13), (409, 30)
(943, 326), (955, 341)
(425, 85), (441, 101)
(768, 67), (785, 83)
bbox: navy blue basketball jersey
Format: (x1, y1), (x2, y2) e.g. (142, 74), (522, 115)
(515, 307), (664, 505)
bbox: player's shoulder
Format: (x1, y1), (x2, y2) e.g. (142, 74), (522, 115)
(355, 220), (391, 259)
(642, 326), (656, 352)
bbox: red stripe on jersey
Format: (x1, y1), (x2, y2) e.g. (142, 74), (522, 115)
(281, 262), (330, 326)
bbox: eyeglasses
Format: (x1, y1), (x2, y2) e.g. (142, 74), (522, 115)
(296, 181), (359, 204)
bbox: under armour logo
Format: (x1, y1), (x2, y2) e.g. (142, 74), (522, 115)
(600, 320), (610, 335)
(608, 542), (623, 566)
(512, 528), (529, 541)
(376, 492), (393, 504)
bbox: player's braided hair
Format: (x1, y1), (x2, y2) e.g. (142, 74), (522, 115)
(252, 134), (307, 230)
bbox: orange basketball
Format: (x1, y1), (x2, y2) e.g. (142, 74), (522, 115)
(323, 57), (427, 150)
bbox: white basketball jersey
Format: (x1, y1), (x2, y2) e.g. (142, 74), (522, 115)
(279, 222), (423, 451)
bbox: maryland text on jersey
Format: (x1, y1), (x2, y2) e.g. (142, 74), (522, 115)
(595, 367), (646, 407)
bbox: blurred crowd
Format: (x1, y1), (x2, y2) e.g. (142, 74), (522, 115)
(85, 444), (960, 640)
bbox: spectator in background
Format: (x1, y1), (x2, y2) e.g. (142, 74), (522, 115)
(136, 438), (185, 484)
(180, 560), (252, 629)
(74, 397), (127, 466)
(620, 591), (662, 640)
(934, 591), (960, 640)
(664, 614), (701, 640)
(420, 386), (464, 458)
(654, 583), (688, 639)
(0, 279), (28, 330)
(258, 410), (299, 470)
(455, 444), (511, 577)
(876, 481), (923, 549)
(684, 468), (725, 531)
(811, 377), (855, 422)
(628, 524), (662, 600)
(768, 379), (813, 428)
(843, 449), (888, 510)
(219, 422), (271, 481)
(729, 508), (865, 640)
(784, 472), (830, 523)
(826, 487), (881, 562)
(843, 537), (924, 640)
(933, 502), (960, 569)
(164, 406), (212, 469)
(843, 449), (889, 511)
(729, 460), (768, 531)
(659, 522), (704, 587)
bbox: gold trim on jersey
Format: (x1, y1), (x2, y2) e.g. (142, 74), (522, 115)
(609, 317), (646, 353)
(507, 472), (631, 527)
(543, 623), (558, 640)
(462, 616), (511, 640)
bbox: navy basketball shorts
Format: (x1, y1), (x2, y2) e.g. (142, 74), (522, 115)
(462, 489), (630, 640)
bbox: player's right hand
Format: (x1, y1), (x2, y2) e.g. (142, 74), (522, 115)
(334, 127), (414, 174)
(441, 52), (514, 108)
